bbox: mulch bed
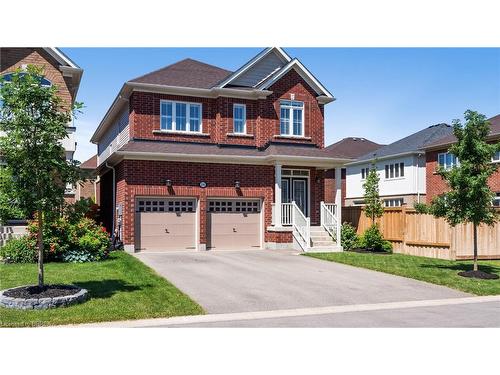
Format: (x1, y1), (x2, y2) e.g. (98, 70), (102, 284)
(348, 248), (391, 255)
(457, 270), (499, 280)
(4, 285), (82, 299)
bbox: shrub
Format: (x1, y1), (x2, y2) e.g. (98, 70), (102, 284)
(3, 217), (111, 264)
(413, 202), (430, 214)
(0, 236), (37, 263)
(359, 224), (392, 252)
(341, 222), (359, 250)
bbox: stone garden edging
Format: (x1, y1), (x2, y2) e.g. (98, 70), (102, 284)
(0, 286), (88, 310)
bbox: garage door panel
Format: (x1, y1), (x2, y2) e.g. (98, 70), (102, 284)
(135, 198), (196, 251)
(207, 199), (261, 250)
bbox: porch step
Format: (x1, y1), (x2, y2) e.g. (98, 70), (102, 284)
(308, 226), (338, 251)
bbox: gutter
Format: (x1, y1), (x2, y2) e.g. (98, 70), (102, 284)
(346, 150), (424, 166)
(105, 162), (116, 239)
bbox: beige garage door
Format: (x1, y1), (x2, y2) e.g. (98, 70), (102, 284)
(207, 199), (261, 250)
(135, 198), (196, 251)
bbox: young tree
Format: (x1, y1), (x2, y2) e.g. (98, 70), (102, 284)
(0, 66), (82, 287)
(363, 161), (384, 224)
(429, 110), (500, 273)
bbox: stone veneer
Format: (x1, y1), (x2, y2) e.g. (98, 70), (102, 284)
(0, 286), (88, 310)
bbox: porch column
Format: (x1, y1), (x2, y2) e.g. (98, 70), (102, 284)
(335, 167), (342, 247)
(275, 163), (282, 227)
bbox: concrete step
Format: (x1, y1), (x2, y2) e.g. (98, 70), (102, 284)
(311, 240), (336, 247)
(307, 245), (342, 253)
(310, 233), (332, 240)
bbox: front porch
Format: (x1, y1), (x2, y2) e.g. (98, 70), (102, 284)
(268, 164), (343, 253)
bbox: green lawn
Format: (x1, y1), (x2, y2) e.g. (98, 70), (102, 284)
(0, 251), (203, 327)
(304, 252), (500, 296)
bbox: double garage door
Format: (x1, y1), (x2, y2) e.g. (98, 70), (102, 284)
(135, 198), (261, 251)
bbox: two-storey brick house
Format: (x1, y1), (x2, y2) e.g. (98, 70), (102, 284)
(91, 48), (348, 252)
(0, 47), (83, 201)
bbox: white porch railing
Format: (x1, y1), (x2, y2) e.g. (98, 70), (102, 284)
(320, 201), (338, 242)
(291, 201), (310, 251)
(271, 203), (293, 226)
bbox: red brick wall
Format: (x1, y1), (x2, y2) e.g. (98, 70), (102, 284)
(0, 48), (74, 107)
(111, 160), (323, 246)
(324, 168), (346, 206)
(128, 68), (324, 148)
(426, 149), (500, 202)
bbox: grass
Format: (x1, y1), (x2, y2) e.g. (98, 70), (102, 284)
(304, 252), (500, 296)
(0, 251), (203, 327)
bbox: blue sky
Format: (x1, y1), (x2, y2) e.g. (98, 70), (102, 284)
(62, 48), (500, 163)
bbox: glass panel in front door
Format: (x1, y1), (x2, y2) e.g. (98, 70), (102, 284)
(292, 179), (307, 215)
(281, 179), (290, 203)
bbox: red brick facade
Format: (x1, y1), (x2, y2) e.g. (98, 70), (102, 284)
(129, 69), (324, 148)
(0, 48), (75, 108)
(102, 160), (324, 247)
(426, 148), (500, 202)
(324, 168), (346, 206)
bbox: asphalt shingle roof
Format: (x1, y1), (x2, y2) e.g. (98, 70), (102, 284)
(354, 123), (454, 163)
(423, 114), (500, 149)
(129, 58), (232, 89)
(324, 137), (382, 159)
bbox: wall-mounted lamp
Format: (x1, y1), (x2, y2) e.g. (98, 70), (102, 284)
(165, 179), (172, 187)
(235, 181), (241, 189)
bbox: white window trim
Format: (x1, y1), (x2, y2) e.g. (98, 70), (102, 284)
(279, 100), (305, 137)
(361, 167), (370, 180)
(438, 152), (459, 170)
(384, 162), (405, 180)
(160, 99), (203, 134)
(233, 103), (247, 134)
(491, 151), (500, 163)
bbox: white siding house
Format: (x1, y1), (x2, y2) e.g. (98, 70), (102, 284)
(344, 123), (453, 207)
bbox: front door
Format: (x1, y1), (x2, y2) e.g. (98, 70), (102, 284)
(282, 177), (308, 216)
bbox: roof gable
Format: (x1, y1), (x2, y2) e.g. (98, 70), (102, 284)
(217, 47), (291, 88)
(324, 137), (382, 159)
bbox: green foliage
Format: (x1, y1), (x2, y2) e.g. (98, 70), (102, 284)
(430, 110), (500, 227)
(1, 217), (110, 264)
(63, 197), (99, 224)
(0, 66), (83, 217)
(0, 236), (37, 263)
(363, 161), (384, 223)
(0, 168), (24, 224)
(340, 222), (359, 250)
(358, 224), (392, 252)
(413, 202), (430, 214)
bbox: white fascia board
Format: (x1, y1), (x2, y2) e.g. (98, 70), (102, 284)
(216, 47), (292, 88)
(346, 151), (424, 166)
(115, 151), (349, 168)
(45, 48), (80, 69)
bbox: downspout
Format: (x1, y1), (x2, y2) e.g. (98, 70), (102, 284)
(105, 162), (116, 238)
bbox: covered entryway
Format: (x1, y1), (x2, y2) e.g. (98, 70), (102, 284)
(135, 198), (197, 251)
(207, 199), (262, 250)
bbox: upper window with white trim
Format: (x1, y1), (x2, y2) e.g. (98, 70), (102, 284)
(280, 100), (304, 137)
(438, 152), (458, 170)
(361, 167), (370, 180)
(160, 100), (202, 133)
(384, 162), (404, 179)
(233, 104), (246, 134)
(492, 151), (500, 163)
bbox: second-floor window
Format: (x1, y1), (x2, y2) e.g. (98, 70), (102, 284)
(492, 151), (500, 163)
(438, 152), (458, 170)
(280, 100), (304, 137)
(361, 167), (370, 179)
(160, 100), (202, 133)
(233, 104), (246, 134)
(385, 162), (404, 179)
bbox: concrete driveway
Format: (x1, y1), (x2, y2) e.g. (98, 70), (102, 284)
(135, 249), (469, 314)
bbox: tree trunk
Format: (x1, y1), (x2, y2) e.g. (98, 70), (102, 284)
(37, 210), (44, 288)
(473, 223), (478, 272)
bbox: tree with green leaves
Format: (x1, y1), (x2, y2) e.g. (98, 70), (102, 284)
(363, 161), (384, 224)
(429, 110), (500, 274)
(0, 66), (82, 287)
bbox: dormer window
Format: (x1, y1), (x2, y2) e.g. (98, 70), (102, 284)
(280, 100), (304, 137)
(233, 104), (246, 134)
(160, 100), (202, 133)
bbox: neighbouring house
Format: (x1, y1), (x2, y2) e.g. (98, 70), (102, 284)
(345, 123), (454, 207)
(77, 154), (100, 204)
(91, 47), (350, 253)
(323, 137), (382, 206)
(423, 114), (500, 204)
(0, 47), (83, 203)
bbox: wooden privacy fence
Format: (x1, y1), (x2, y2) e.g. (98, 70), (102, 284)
(342, 207), (500, 260)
